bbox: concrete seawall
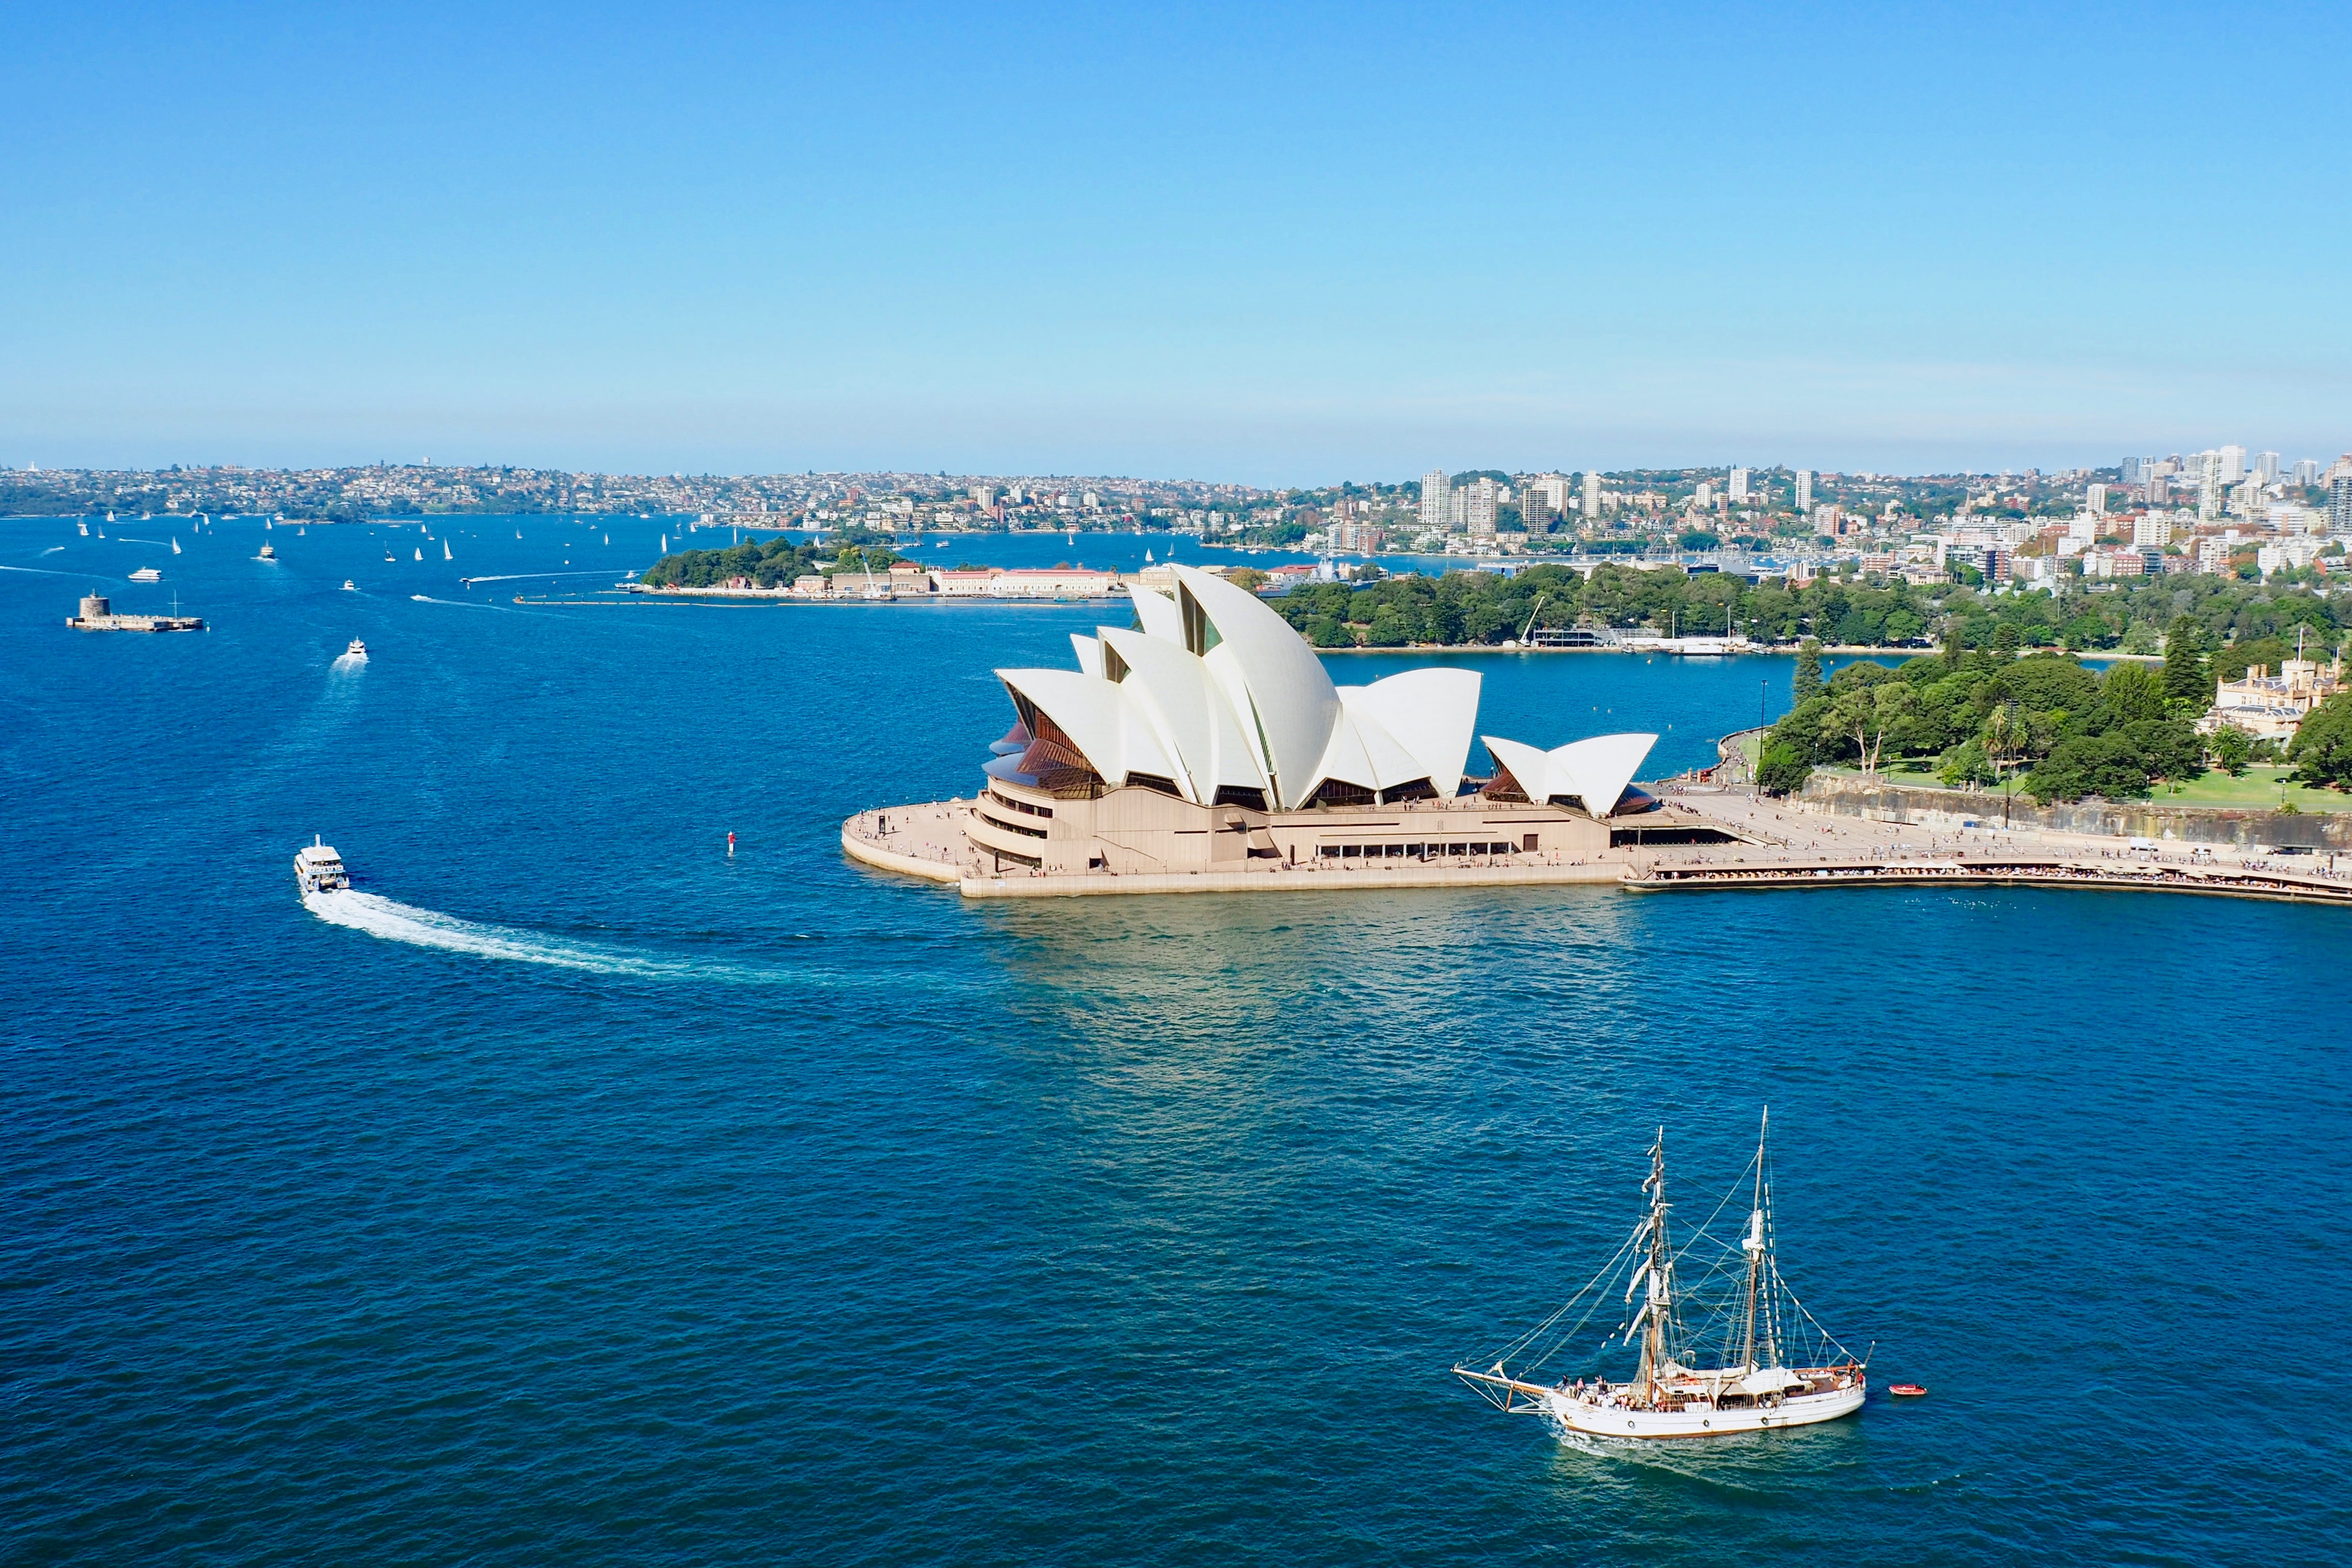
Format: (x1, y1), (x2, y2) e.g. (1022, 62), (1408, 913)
(1798, 773), (2352, 852)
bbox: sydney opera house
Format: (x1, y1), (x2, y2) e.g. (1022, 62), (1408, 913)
(846, 564), (1697, 889)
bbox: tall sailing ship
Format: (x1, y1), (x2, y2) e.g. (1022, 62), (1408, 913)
(1455, 1113), (1867, 1439)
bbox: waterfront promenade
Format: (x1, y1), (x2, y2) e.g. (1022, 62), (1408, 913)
(844, 782), (2352, 905)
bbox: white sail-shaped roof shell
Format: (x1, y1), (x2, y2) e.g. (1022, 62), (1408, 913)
(1097, 626), (1268, 799)
(994, 564), (1483, 809)
(1481, 732), (1658, 817)
(1335, 668), (1482, 797)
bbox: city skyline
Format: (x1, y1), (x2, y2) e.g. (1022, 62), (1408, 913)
(7, 4), (2350, 482)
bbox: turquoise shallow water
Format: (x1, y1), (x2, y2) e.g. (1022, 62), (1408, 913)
(4, 516), (2347, 1564)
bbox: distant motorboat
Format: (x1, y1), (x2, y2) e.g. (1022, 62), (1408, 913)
(78, 521), (88, 536)
(258, 544), (277, 561)
(345, 638), (368, 659)
(128, 567), (162, 582)
(342, 580), (357, 592)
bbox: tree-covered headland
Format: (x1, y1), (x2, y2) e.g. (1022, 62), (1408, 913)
(1757, 619), (2352, 805)
(638, 532), (903, 588)
(1275, 562), (2340, 658)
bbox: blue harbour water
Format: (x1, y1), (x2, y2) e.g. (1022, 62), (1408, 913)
(4, 516), (2347, 1564)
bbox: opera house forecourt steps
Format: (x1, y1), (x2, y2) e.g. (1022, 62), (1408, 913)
(841, 564), (2352, 906)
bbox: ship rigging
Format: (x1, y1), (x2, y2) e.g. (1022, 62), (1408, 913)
(1454, 1112), (1868, 1439)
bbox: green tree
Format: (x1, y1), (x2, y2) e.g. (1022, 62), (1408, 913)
(2025, 733), (2151, 803)
(2288, 692), (2352, 787)
(1756, 741), (1812, 795)
(2162, 616), (2209, 703)
(1823, 681), (1914, 774)
(1939, 738), (1994, 787)
(1792, 638), (1824, 704)
(2208, 723), (2252, 776)
(2099, 661), (2168, 725)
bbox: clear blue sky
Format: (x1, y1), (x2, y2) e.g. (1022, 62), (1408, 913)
(6, 2), (2348, 483)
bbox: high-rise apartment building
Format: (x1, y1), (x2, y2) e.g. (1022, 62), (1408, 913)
(2197, 454), (2224, 521)
(2330, 474), (2352, 533)
(1693, 481), (1713, 510)
(2254, 451), (2281, 483)
(2133, 514), (2171, 549)
(1530, 474), (1572, 514)
(971, 484), (994, 509)
(1728, 468), (1750, 503)
(1421, 470), (1451, 534)
(2292, 459), (2322, 487)
(2217, 445), (2246, 483)
(1795, 470), (1813, 513)
(1581, 471), (1601, 522)
(2086, 482), (2109, 515)
(1464, 477), (1498, 540)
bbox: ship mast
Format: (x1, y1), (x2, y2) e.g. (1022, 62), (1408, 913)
(1635, 1127), (1674, 1403)
(1738, 1108), (1768, 1372)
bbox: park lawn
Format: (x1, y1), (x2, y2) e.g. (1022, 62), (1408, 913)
(1820, 760), (2348, 813)
(2151, 765), (2349, 813)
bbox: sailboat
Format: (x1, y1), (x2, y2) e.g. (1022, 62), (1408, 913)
(414, 546), (424, 561)
(172, 536), (182, 554)
(603, 533), (609, 545)
(661, 534), (668, 552)
(442, 540), (453, 561)
(1144, 548), (1154, 563)
(516, 528), (524, 540)
(79, 521), (89, 536)
(1454, 1113), (1867, 1439)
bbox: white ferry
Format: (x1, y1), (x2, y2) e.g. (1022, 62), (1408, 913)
(1457, 1113), (1868, 1439)
(258, 543), (277, 561)
(346, 639), (368, 658)
(294, 836), (349, 894)
(342, 580), (357, 592)
(128, 567), (162, 583)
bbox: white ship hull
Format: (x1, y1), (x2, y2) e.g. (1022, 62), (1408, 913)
(1546, 1379), (1863, 1438)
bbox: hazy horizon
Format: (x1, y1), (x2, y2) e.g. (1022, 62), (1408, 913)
(8, 4), (2348, 484)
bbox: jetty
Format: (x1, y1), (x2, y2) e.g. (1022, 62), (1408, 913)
(66, 594), (205, 633)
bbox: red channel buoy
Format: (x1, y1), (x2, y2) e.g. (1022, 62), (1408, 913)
(1889, 1383), (1928, 1397)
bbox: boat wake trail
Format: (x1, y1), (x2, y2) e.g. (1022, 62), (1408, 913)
(304, 889), (706, 977)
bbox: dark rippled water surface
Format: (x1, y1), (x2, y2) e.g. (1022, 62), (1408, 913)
(5, 517), (2346, 1564)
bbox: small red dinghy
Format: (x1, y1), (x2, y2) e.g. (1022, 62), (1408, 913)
(1889, 1383), (1928, 1396)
